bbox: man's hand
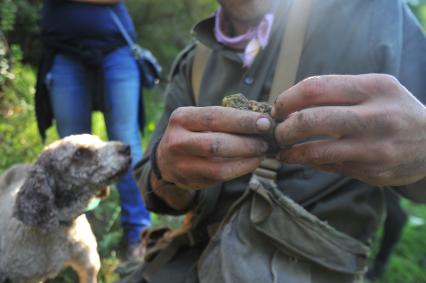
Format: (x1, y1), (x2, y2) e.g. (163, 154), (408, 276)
(272, 74), (426, 187)
(156, 106), (273, 189)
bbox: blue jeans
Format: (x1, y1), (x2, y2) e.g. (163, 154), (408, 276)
(47, 46), (151, 244)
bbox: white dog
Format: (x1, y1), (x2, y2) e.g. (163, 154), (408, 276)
(0, 134), (131, 283)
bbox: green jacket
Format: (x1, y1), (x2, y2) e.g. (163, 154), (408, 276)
(133, 0), (425, 281)
(136, 0), (425, 240)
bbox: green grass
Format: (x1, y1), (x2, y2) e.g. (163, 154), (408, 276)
(369, 201), (426, 283)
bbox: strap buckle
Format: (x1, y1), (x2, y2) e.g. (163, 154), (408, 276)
(253, 158), (282, 181)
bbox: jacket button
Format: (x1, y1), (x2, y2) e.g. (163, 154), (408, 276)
(244, 76), (254, 85)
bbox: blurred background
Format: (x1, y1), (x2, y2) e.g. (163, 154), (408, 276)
(0, 0), (425, 282)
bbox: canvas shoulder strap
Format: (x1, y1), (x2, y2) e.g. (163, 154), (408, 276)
(255, 0), (313, 179)
(191, 42), (211, 106)
(267, 0), (313, 103)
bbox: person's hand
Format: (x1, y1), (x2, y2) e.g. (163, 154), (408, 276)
(272, 74), (426, 187)
(156, 106), (273, 189)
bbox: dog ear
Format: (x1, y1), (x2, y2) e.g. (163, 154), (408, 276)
(13, 165), (59, 231)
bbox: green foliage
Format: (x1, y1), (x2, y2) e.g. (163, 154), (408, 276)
(408, 0), (426, 29)
(0, 0), (17, 32)
(0, 0), (41, 65)
(0, 59), (43, 169)
(0, 35), (12, 88)
(369, 201), (426, 283)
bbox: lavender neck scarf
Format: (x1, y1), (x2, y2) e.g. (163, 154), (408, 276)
(214, 7), (274, 67)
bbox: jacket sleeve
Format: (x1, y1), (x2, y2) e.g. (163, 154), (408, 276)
(396, 4), (426, 203)
(370, 0), (426, 201)
(398, 3), (426, 103)
(370, 0), (426, 100)
(133, 44), (196, 215)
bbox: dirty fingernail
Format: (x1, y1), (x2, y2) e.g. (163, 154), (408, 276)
(256, 117), (272, 131)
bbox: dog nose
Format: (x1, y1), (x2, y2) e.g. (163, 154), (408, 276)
(118, 144), (131, 156)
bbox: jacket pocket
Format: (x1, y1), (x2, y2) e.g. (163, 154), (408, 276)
(197, 177), (368, 283)
(249, 178), (369, 275)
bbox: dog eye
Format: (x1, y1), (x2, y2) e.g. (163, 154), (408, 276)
(73, 148), (91, 160)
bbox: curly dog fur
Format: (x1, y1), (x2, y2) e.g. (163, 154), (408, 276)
(0, 134), (131, 283)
